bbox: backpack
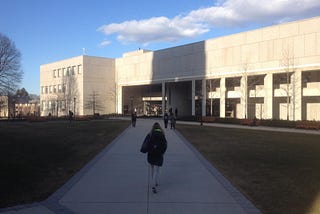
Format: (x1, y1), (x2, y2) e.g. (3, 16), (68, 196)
(149, 130), (166, 154)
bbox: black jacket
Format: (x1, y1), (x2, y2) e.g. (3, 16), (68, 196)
(147, 129), (167, 166)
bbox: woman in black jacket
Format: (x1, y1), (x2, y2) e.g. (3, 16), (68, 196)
(145, 122), (167, 193)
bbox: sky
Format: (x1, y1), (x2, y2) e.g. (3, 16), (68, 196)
(1, 0), (320, 95)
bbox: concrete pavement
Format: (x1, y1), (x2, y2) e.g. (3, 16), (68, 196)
(1, 118), (261, 214)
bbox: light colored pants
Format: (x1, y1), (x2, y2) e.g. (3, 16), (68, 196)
(150, 165), (160, 187)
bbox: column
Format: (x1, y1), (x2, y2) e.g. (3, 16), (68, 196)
(202, 79), (206, 116)
(162, 82), (166, 116)
(192, 80), (195, 116)
(264, 73), (273, 119)
(240, 75), (246, 119)
(117, 85), (122, 114)
(292, 70), (302, 121)
(220, 77), (226, 118)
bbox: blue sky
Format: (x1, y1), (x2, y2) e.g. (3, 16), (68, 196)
(1, 0), (320, 95)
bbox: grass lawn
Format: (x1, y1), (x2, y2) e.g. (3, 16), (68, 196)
(177, 124), (320, 214)
(0, 119), (130, 208)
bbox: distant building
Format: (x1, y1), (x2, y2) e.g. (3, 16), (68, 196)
(0, 96), (10, 118)
(40, 16), (320, 120)
(0, 95), (40, 118)
(15, 99), (40, 117)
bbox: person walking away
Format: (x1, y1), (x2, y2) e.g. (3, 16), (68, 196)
(175, 107), (178, 118)
(163, 112), (169, 128)
(170, 115), (176, 130)
(141, 122), (167, 193)
(131, 112), (137, 127)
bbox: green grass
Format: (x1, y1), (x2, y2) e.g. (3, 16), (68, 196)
(0, 120), (130, 208)
(177, 125), (320, 214)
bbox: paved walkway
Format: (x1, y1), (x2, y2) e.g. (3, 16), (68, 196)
(1, 119), (261, 214)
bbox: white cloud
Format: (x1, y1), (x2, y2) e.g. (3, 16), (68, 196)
(99, 40), (111, 47)
(98, 16), (208, 45)
(189, 0), (320, 26)
(98, 0), (320, 45)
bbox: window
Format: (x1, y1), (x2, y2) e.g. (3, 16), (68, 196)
(62, 84), (66, 93)
(63, 68), (67, 76)
(49, 85), (53, 93)
(45, 86), (48, 94)
(72, 66), (76, 75)
(58, 84), (62, 93)
(67, 67), (71, 76)
(78, 65), (82, 74)
(58, 69), (61, 77)
(41, 86), (45, 94)
(48, 101), (52, 110)
(53, 85), (57, 93)
(61, 100), (66, 110)
(53, 70), (57, 78)
(42, 101), (46, 110)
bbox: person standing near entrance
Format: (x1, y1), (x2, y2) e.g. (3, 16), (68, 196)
(163, 112), (169, 128)
(141, 122), (167, 193)
(175, 107), (178, 118)
(131, 112), (137, 127)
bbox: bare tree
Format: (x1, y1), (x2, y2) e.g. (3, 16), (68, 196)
(59, 69), (78, 115)
(279, 47), (297, 120)
(0, 33), (23, 95)
(84, 91), (105, 115)
(106, 83), (116, 113)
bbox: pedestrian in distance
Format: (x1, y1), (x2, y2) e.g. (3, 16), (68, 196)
(68, 110), (73, 123)
(140, 122), (167, 194)
(163, 112), (169, 128)
(175, 107), (178, 118)
(170, 115), (176, 130)
(131, 112), (137, 127)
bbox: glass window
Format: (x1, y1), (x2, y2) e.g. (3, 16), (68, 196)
(42, 101), (46, 110)
(53, 70), (57, 78)
(53, 85), (57, 93)
(72, 66), (76, 75)
(48, 101), (52, 110)
(67, 67), (71, 76)
(78, 65), (82, 74)
(58, 69), (61, 77)
(58, 84), (62, 93)
(45, 86), (48, 94)
(61, 100), (66, 110)
(63, 68), (67, 76)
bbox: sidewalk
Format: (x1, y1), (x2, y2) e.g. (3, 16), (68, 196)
(1, 119), (260, 214)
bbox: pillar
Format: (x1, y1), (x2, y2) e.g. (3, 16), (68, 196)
(202, 79), (206, 116)
(162, 82), (166, 116)
(264, 73), (273, 119)
(292, 70), (302, 121)
(240, 75), (247, 119)
(220, 77), (226, 118)
(117, 85), (122, 114)
(192, 80), (195, 116)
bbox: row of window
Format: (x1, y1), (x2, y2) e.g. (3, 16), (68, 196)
(52, 65), (82, 78)
(42, 100), (66, 111)
(41, 84), (66, 94)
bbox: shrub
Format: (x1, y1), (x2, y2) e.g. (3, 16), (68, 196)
(296, 121), (320, 130)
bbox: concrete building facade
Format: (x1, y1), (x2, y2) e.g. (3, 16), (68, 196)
(40, 16), (320, 120)
(40, 56), (115, 116)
